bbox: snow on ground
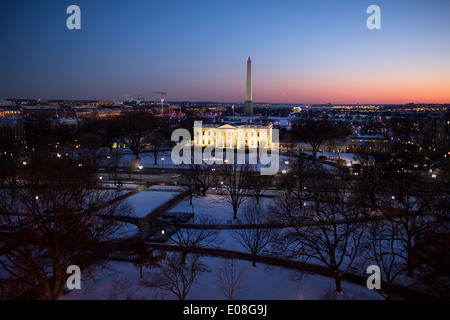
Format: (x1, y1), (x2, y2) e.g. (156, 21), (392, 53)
(300, 151), (360, 164)
(109, 222), (139, 240)
(168, 195), (405, 280)
(119, 150), (187, 169)
(126, 190), (181, 218)
(170, 194), (251, 224)
(60, 256), (381, 300)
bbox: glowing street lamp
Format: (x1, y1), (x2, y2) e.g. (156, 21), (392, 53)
(138, 165), (143, 183)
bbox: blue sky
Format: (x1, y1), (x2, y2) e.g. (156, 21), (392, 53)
(1, 0), (449, 103)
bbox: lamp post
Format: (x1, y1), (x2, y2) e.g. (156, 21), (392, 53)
(138, 165), (143, 183)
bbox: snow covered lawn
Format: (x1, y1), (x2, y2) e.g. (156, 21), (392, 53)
(60, 256), (381, 300)
(126, 190), (181, 218)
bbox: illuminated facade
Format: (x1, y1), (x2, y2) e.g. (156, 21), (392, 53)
(193, 123), (273, 149)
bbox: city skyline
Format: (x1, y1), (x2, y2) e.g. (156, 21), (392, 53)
(1, 0), (450, 104)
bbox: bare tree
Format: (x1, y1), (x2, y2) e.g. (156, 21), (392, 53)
(218, 163), (251, 220)
(0, 155), (20, 208)
(0, 157), (131, 300)
(415, 217), (450, 299)
(133, 243), (157, 279)
(375, 173), (442, 277)
(363, 220), (405, 300)
(328, 124), (351, 161)
(116, 110), (155, 160)
(169, 214), (219, 265)
(144, 252), (209, 300)
(247, 167), (271, 205)
(126, 158), (138, 180)
(182, 164), (218, 197)
(145, 132), (165, 165)
(78, 118), (109, 163)
(291, 119), (335, 161)
(105, 149), (123, 186)
(232, 202), (275, 267)
(215, 256), (248, 300)
(274, 172), (364, 294)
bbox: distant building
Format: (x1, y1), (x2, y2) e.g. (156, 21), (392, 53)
(347, 135), (391, 153)
(422, 111), (450, 152)
(0, 106), (22, 118)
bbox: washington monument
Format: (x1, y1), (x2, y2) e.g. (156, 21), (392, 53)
(244, 56), (253, 116)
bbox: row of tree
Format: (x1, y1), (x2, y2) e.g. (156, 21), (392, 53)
(0, 111), (194, 164)
(270, 158), (449, 299)
(0, 156), (132, 299)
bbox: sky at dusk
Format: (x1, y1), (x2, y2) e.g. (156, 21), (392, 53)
(0, 0), (449, 104)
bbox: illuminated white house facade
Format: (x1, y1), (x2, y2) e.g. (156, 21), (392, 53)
(193, 123), (273, 149)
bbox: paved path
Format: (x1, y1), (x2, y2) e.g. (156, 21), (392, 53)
(113, 189), (190, 246)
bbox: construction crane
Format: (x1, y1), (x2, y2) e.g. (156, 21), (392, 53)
(153, 91), (167, 114)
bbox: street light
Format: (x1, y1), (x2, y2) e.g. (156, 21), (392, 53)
(138, 165), (143, 183)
